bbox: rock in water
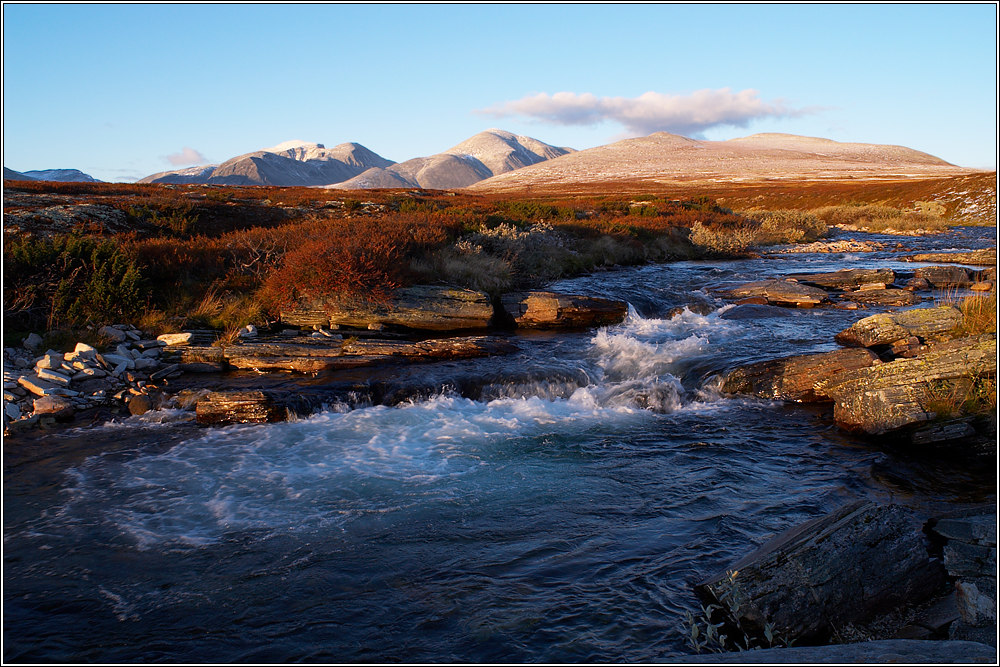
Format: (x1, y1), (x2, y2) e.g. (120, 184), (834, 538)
(500, 291), (628, 329)
(32, 395), (76, 420)
(840, 287), (921, 307)
(835, 305), (964, 348)
(914, 265), (973, 288)
(784, 268), (895, 290)
(695, 501), (945, 645)
(819, 334), (996, 435)
(720, 348), (881, 402)
(720, 280), (829, 308)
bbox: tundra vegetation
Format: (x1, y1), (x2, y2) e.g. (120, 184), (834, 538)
(0, 179), (985, 350)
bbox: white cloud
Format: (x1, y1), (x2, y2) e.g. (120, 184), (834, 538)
(479, 89), (811, 137)
(165, 147), (208, 166)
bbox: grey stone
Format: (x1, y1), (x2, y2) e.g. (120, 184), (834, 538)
(98, 325), (127, 342)
(73, 342), (98, 358)
(22, 333), (43, 351)
(36, 367), (72, 385)
(127, 394), (153, 416)
(35, 353), (65, 370)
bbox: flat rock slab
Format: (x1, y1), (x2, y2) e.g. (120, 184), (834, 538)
(666, 639), (996, 663)
(840, 287), (921, 307)
(285, 286), (496, 331)
(695, 501), (945, 645)
(195, 390), (317, 424)
(500, 291), (628, 328)
(720, 280), (828, 307)
(721, 348), (881, 402)
(784, 267), (895, 290)
(835, 305), (964, 348)
(904, 249), (997, 266)
(820, 334), (997, 435)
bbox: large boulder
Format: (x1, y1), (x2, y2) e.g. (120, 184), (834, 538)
(915, 266), (973, 288)
(819, 334), (996, 435)
(284, 286), (496, 332)
(695, 501), (945, 645)
(835, 305), (964, 348)
(784, 268), (895, 290)
(720, 280), (828, 308)
(720, 348), (881, 402)
(500, 291), (628, 329)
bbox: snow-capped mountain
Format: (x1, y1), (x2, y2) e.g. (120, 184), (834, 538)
(333, 129), (574, 190)
(4, 168), (101, 182)
(138, 141), (394, 186)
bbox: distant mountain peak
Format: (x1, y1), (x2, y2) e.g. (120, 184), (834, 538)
(263, 140), (325, 153)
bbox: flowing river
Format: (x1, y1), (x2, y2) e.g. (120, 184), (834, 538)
(3, 227), (995, 663)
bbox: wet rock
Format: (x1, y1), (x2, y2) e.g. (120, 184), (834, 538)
(915, 266), (973, 288)
(32, 395), (76, 420)
(501, 291), (628, 329)
(906, 276), (932, 291)
(819, 334), (997, 435)
(195, 390), (303, 424)
(908, 419), (978, 446)
(695, 501), (945, 645)
(668, 639), (996, 663)
(784, 268), (895, 290)
(720, 280), (829, 307)
(835, 305), (964, 348)
(721, 348), (881, 402)
(127, 394), (153, 416)
(840, 287), (921, 307)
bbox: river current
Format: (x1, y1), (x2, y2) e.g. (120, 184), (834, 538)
(3, 227), (995, 663)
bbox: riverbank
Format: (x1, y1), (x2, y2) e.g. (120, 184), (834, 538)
(3, 224), (995, 663)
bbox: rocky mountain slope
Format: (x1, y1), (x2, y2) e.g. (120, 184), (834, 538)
(332, 129), (574, 190)
(139, 140), (394, 186)
(467, 132), (978, 194)
(4, 167), (101, 182)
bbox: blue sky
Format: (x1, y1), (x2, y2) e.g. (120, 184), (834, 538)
(3, 3), (997, 182)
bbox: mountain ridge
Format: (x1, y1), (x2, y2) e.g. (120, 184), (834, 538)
(466, 131), (973, 194)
